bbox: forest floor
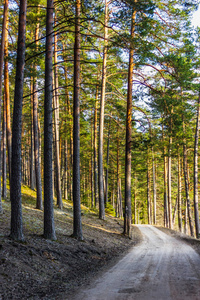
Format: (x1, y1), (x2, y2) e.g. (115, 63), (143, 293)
(0, 185), (142, 300)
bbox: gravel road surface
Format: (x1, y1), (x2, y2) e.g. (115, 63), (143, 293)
(74, 225), (200, 300)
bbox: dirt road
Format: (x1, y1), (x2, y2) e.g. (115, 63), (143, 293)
(73, 225), (200, 300)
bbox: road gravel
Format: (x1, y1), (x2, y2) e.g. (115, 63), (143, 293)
(74, 225), (200, 300)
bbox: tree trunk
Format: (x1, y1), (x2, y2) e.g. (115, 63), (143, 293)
(178, 148), (182, 233)
(0, 0), (9, 213)
(172, 196), (178, 226)
(2, 91), (7, 199)
(10, 0), (27, 241)
(162, 123), (169, 227)
(73, 0), (83, 240)
(32, 21), (43, 210)
(64, 138), (68, 200)
(30, 107), (35, 190)
(43, 0), (56, 240)
(152, 148), (156, 225)
(147, 149), (152, 225)
(94, 87), (98, 207)
(193, 93), (200, 238)
(98, 0), (108, 220)
(105, 116), (111, 205)
(168, 134), (173, 229)
(54, 14), (63, 209)
(4, 8), (11, 186)
(124, 8), (136, 237)
(183, 141), (195, 237)
(33, 79), (43, 210)
(91, 116), (94, 207)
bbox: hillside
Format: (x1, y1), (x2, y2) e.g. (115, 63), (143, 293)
(0, 186), (142, 300)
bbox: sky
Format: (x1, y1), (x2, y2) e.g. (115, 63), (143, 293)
(192, 7), (200, 27)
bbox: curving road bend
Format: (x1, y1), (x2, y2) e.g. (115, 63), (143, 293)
(74, 225), (200, 300)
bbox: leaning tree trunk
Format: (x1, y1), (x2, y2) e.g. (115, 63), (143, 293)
(10, 0), (27, 241)
(124, 8), (136, 237)
(98, 0), (108, 220)
(193, 93), (200, 238)
(0, 0), (9, 213)
(73, 0), (83, 240)
(43, 0), (56, 240)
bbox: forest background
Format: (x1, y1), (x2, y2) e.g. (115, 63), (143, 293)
(0, 0), (200, 241)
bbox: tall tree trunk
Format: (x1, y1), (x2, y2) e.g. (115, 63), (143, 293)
(43, 0), (56, 240)
(124, 8), (136, 237)
(64, 138), (68, 200)
(73, 0), (83, 240)
(2, 92), (7, 199)
(98, 0), (108, 220)
(116, 120), (120, 218)
(172, 196), (178, 226)
(183, 140), (195, 237)
(105, 116), (111, 205)
(147, 148), (152, 225)
(33, 77), (43, 210)
(162, 123), (169, 227)
(91, 116), (94, 207)
(178, 148), (182, 233)
(10, 0), (27, 241)
(193, 93), (200, 238)
(30, 105), (35, 190)
(63, 61), (73, 201)
(168, 134), (173, 229)
(54, 14), (63, 209)
(152, 148), (156, 225)
(4, 8), (11, 186)
(32, 21), (43, 210)
(94, 87), (98, 207)
(0, 0), (9, 213)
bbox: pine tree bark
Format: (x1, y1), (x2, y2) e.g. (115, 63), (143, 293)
(2, 91), (7, 199)
(4, 8), (11, 186)
(193, 93), (200, 238)
(0, 0), (9, 213)
(73, 0), (83, 240)
(32, 21), (43, 210)
(94, 87), (98, 207)
(98, 0), (108, 220)
(10, 0), (27, 241)
(182, 116), (194, 237)
(30, 105), (35, 190)
(43, 0), (56, 240)
(178, 148), (182, 233)
(54, 14), (63, 209)
(124, 8), (136, 237)
(168, 134), (173, 229)
(33, 78), (43, 210)
(152, 149), (156, 225)
(147, 148), (152, 225)
(163, 123), (169, 227)
(105, 116), (111, 205)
